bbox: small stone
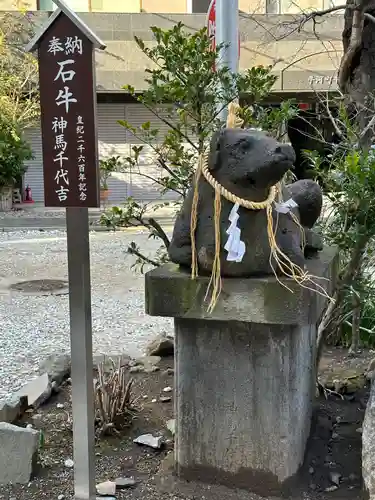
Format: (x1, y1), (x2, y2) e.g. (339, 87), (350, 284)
(0, 423), (40, 485)
(17, 373), (52, 408)
(163, 386), (172, 393)
(325, 485), (338, 492)
(56, 403), (64, 409)
(134, 356), (161, 368)
(26, 424), (33, 429)
(51, 381), (60, 393)
(146, 334), (174, 357)
(309, 483), (317, 491)
(160, 396), (172, 403)
(115, 476), (136, 489)
(64, 458), (74, 468)
(151, 399), (157, 403)
(331, 432), (339, 440)
(133, 434), (164, 449)
(58, 495), (65, 500)
(308, 466), (314, 474)
(39, 353), (71, 386)
(167, 419), (175, 436)
(143, 395), (148, 399)
(96, 480), (116, 496)
(130, 366), (144, 374)
(356, 427), (363, 433)
(329, 471), (341, 486)
(144, 366), (160, 374)
(163, 368), (174, 376)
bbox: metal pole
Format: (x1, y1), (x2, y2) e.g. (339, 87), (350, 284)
(216, 0), (239, 122)
(66, 207), (96, 500)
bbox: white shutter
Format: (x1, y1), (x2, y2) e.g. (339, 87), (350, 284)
(23, 127), (44, 203)
(97, 103), (131, 203)
(124, 103), (179, 202)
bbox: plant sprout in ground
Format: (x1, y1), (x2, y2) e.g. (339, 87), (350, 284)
(100, 22), (298, 271)
(94, 357), (134, 437)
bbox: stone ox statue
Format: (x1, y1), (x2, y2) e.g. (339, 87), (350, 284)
(168, 128), (323, 277)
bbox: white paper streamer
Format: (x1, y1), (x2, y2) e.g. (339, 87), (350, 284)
(274, 198), (298, 214)
(224, 203), (246, 262)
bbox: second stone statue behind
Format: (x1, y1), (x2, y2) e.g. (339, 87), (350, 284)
(168, 127), (323, 277)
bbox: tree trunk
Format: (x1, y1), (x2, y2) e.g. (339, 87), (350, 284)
(340, 1), (375, 137)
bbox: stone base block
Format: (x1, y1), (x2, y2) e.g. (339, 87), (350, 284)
(145, 247), (337, 496)
(174, 318), (314, 496)
(0, 422), (39, 485)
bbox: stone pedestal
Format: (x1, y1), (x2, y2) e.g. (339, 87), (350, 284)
(145, 247), (337, 496)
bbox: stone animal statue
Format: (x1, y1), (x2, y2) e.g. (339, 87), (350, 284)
(168, 128), (323, 278)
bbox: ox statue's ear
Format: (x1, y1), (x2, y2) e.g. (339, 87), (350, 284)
(207, 129), (225, 171)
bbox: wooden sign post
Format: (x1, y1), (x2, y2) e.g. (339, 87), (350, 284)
(26, 3), (106, 498)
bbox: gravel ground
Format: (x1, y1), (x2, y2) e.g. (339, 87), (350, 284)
(0, 209), (83, 218)
(0, 229), (172, 400)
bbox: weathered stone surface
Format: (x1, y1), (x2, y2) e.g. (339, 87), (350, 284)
(146, 334), (174, 357)
(145, 252), (336, 496)
(174, 317), (317, 495)
(134, 434), (164, 449)
(168, 128), (323, 276)
(288, 179), (322, 229)
(0, 422), (39, 485)
(39, 352), (71, 386)
(366, 357), (375, 381)
(17, 373), (51, 408)
(146, 247), (337, 325)
(0, 395), (27, 424)
(363, 381), (375, 498)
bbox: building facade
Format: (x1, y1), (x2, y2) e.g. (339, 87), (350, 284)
(0, 0), (344, 15)
(1, 9), (343, 203)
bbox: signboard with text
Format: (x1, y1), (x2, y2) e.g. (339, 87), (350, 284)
(38, 13), (100, 207)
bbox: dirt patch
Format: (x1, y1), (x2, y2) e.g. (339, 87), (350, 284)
(0, 351), (369, 500)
